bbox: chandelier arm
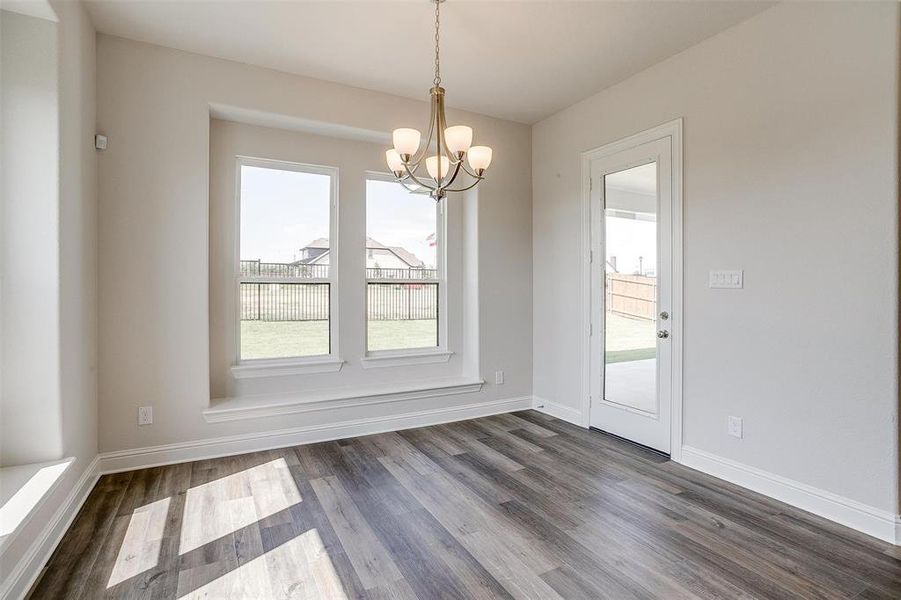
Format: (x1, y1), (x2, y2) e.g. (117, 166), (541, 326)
(439, 159), (464, 191)
(435, 118), (444, 177)
(444, 176), (485, 194)
(398, 180), (425, 194)
(458, 161), (483, 180)
(402, 161), (439, 192)
(406, 94), (437, 168)
(435, 89), (454, 162)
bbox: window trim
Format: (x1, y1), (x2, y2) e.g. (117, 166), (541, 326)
(233, 156), (340, 370)
(363, 172), (448, 361)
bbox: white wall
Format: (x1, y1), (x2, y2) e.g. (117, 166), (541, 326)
(0, 9), (62, 467)
(0, 0), (97, 593)
(97, 35), (532, 453)
(533, 1), (899, 513)
(208, 119), (468, 400)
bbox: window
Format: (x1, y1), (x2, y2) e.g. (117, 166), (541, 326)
(237, 158), (337, 362)
(365, 178), (443, 353)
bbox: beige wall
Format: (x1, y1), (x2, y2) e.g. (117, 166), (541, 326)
(533, 1), (899, 512)
(97, 35), (532, 453)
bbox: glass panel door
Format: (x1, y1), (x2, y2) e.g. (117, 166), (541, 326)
(589, 133), (673, 454)
(603, 162), (658, 414)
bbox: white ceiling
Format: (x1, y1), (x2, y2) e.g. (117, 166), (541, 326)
(84, 0), (773, 124)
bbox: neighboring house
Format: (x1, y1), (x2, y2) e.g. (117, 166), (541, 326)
(295, 237), (427, 270)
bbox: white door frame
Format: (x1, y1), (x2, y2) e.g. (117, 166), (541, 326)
(579, 119), (683, 462)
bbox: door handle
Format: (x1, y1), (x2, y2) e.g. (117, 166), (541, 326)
(657, 330), (669, 339)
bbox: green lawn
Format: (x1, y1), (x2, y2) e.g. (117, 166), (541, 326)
(368, 319), (437, 352)
(241, 314), (649, 362)
(240, 319), (437, 359)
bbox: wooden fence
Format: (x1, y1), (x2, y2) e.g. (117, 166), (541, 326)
(606, 273), (656, 320)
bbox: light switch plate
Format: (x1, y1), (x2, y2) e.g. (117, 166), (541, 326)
(709, 270), (743, 289)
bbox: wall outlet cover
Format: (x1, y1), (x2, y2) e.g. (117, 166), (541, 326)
(727, 415), (743, 438)
(495, 370), (505, 385)
(138, 406), (153, 426)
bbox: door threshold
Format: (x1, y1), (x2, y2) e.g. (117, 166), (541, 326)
(589, 427), (670, 459)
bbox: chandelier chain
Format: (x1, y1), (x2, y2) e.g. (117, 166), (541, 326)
(433, 0), (441, 87)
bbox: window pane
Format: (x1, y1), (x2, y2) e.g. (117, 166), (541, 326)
(366, 179), (437, 274)
(367, 283), (438, 351)
(240, 283), (329, 359)
(604, 162), (657, 414)
(366, 179), (439, 352)
(239, 164), (331, 360)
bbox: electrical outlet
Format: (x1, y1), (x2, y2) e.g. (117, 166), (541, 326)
(727, 415), (743, 438)
(495, 370), (505, 385)
(138, 406), (153, 426)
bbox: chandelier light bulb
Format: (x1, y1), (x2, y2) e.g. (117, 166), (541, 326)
(467, 146), (493, 173)
(426, 155), (451, 181)
(392, 128), (421, 159)
(444, 125), (473, 155)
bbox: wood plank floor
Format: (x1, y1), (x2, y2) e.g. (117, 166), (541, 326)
(30, 411), (901, 599)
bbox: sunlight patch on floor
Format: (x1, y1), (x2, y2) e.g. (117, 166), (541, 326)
(178, 528), (347, 599)
(179, 458), (301, 555)
(107, 497), (171, 588)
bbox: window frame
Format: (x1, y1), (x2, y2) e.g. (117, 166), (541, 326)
(362, 172), (449, 362)
(232, 156), (340, 373)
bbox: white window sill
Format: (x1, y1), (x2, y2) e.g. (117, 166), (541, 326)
(360, 350), (453, 369)
(204, 376), (483, 423)
(0, 458), (73, 551)
(231, 357), (344, 379)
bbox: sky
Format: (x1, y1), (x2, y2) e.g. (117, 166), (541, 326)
(239, 166), (437, 267)
(240, 165), (330, 263)
(366, 179), (437, 269)
(604, 162), (657, 277)
(605, 216), (657, 277)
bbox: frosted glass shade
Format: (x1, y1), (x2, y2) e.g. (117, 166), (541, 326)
(444, 125), (473, 154)
(392, 128), (421, 156)
(386, 149), (404, 173)
(426, 155), (451, 181)
(467, 146), (493, 172)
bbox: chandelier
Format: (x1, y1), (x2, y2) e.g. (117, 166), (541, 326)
(385, 0), (493, 200)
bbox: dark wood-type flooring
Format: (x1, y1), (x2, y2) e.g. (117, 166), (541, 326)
(30, 411), (901, 599)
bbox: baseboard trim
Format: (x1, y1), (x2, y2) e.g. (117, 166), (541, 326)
(1, 456), (100, 600)
(532, 395), (583, 426)
(99, 396), (533, 474)
(679, 445), (899, 545)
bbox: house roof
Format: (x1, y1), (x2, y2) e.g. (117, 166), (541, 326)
(386, 245), (424, 269)
(298, 237), (425, 268)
